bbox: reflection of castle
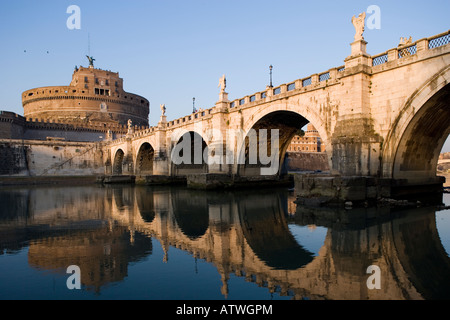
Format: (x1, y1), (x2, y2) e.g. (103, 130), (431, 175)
(0, 58), (149, 142)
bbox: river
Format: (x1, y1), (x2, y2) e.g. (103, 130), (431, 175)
(0, 184), (449, 300)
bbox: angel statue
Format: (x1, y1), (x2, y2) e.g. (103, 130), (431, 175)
(160, 104), (166, 116)
(86, 55), (95, 67)
(351, 12), (366, 41)
(218, 74), (226, 93)
(127, 119), (132, 130)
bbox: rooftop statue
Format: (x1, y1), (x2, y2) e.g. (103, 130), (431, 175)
(86, 55), (95, 67)
(351, 12), (366, 41)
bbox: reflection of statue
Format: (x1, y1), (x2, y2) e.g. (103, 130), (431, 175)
(160, 104), (166, 116)
(351, 12), (366, 41)
(218, 74), (226, 93)
(127, 119), (132, 130)
(86, 55), (95, 67)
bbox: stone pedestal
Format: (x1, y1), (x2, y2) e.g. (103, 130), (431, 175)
(350, 39), (368, 56)
(218, 91), (229, 103)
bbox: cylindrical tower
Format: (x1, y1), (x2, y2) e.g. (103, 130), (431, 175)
(22, 63), (149, 127)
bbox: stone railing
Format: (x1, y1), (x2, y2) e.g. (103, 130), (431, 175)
(371, 29), (450, 67)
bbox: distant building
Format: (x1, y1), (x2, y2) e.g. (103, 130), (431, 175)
(287, 124), (325, 153)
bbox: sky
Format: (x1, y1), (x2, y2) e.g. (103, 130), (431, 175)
(0, 0), (449, 151)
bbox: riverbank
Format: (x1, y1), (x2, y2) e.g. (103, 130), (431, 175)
(0, 175), (98, 186)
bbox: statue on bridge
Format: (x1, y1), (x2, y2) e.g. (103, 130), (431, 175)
(399, 36), (413, 46)
(218, 74), (226, 93)
(351, 12), (366, 41)
(160, 104), (166, 116)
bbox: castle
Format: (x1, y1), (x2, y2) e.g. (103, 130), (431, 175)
(1, 58), (149, 142)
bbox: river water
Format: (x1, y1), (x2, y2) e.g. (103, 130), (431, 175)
(0, 184), (449, 300)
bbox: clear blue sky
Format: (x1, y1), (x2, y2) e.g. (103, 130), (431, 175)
(0, 0), (449, 150)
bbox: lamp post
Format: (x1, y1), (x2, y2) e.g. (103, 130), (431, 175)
(269, 65), (273, 88)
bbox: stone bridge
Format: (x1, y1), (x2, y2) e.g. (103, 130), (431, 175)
(103, 28), (450, 196)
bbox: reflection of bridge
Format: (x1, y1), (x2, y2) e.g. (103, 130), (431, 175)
(104, 28), (450, 195)
(2, 186), (446, 299)
(109, 186), (450, 299)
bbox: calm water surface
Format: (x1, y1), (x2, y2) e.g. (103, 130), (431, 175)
(0, 185), (449, 300)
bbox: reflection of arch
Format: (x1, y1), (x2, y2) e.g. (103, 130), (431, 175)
(172, 131), (208, 175)
(237, 190), (314, 270)
(171, 189), (209, 240)
(136, 142), (154, 175)
(382, 66), (450, 181)
(135, 187), (155, 223)
(392, 208), (450, 299)
(237, 111), (311, 176)
(113, 149), (125, 175)
(113, 187), (134, 210)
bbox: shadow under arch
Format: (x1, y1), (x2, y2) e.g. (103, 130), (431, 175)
(113, 149), (125, 175)
(171, 188), (209, 240)
(393, 83), (450, 181)
(171, 131), (209, 176)
(236, 189), (314, 270)
(135, 142), (155, 176)
(237, 111), (313, 176)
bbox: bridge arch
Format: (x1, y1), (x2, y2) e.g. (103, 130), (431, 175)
(238, 105), (329, 176)
(241, 102), (330, 153)
(382, 66), (450, 182)
(113, 148), (125, 175)
(135, 142), (155, 175)
(170, 130), (209, 175)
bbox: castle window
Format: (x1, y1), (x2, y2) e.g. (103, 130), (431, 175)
(95, 88), (100, 95)
(105, 80), (109, 86)
(95, 78), (99, 84)
(84, 77), (88, 82)
(115, 81), (118, 87)
(105, 90), (110, 96)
